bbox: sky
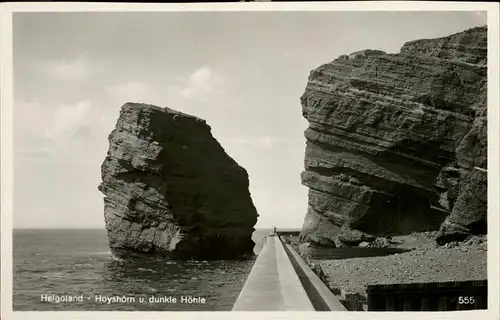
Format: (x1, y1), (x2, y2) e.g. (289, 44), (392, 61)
(12, 10), (486, 229)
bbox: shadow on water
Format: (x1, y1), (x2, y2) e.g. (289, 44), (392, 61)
(102, 256), (243, 283)
(104, 258), (179, 281)
(102, 255), (256, 288)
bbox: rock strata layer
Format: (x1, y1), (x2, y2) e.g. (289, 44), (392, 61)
(299, 26), (487, 246)
(99, 103), (258, 260)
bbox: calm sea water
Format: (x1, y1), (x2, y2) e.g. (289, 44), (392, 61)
(13, 228), (271, 311)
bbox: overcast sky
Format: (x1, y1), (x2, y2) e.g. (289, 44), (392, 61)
(12, 11), (486, 229)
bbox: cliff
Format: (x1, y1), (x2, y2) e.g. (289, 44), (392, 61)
(299, 26), (487, 247)
(98, 103), (258, 260)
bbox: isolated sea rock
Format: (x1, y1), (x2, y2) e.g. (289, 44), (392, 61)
(299, 26), (487, 246)
(98, 103), (258, 260)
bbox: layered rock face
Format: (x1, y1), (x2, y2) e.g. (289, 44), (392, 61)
(299, 26), (487, 247)
(99, 103), (258, 260)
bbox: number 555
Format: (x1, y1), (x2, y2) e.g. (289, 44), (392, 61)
(458, 296), (475, 304)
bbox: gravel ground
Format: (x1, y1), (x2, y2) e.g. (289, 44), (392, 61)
(317, 235), (487, 296)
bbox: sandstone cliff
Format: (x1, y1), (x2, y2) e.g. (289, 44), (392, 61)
(99, 103), (258, 260)
(299, 26), (487, 247)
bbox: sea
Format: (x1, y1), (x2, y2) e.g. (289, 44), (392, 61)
(13, 228), (273, 311)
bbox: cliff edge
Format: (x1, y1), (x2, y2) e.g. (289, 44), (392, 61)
(99, 103), (258, 260)
(299, 26), (487, 247)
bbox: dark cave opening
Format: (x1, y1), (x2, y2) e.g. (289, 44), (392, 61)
(353, 186), (450, 236)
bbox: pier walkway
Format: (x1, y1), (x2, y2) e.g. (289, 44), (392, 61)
(232, 234), (347, 311)
(232, 235), (314, 311)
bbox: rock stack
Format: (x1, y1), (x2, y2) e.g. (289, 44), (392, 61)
(99, 103), (258, 260)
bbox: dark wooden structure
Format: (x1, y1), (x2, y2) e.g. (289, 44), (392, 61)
(367, 280), (487, 311)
